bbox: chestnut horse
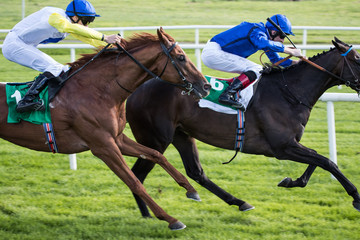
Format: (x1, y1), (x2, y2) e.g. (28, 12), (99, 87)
(0, 28), (210, 230)
(126, 38), (360, 217)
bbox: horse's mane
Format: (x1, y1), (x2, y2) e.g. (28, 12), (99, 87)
(69, 31), (174, 70)
(262, 47), (337, 74)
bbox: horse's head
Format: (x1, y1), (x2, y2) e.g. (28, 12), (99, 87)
(156, 28), (210, 99)
(332, 37), (360, 93)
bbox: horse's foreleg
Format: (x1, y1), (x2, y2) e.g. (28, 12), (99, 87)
(278, 165), (317, 188)
(277, 143), (360, 211)
(172, 130), (254, 211)
(90, 142), (185, 230)
(117, 134), (200, 201)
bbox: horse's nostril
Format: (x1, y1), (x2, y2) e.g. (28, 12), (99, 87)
(204, 84), (212, 91)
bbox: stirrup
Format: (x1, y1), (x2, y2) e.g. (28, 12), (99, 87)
(218, 97), (245, 111)
(16, 99), (45, 113)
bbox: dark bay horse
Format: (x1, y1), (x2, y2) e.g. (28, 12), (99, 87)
(0, 28), (210, 230)
(126, 38), (360, 217)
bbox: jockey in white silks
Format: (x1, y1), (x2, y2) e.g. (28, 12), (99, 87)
(201, 14), (303, 110)
(2, 0), (122, 113)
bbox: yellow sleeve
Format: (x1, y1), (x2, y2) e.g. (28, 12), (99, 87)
(48, 13), (106, 47)
(71, 33), (108, 47)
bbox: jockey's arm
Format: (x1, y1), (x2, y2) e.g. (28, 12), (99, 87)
(48, 13), (110, 48)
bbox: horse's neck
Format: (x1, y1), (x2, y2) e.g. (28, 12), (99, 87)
(115, 45), (162, 95)
(285, 51), (342, 107)
(102, 43), (163, 103)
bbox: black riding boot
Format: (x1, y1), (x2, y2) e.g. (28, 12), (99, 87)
(218, 78), (245, 110)
(16, 72), (54, 113)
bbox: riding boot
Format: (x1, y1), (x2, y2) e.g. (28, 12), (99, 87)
(218, 71), (257, 110)
(16, 71), (54, 113)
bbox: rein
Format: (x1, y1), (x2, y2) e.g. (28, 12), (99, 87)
(300, 47), (359, 90)
(262, 46), (359, 91)
(61, 43), (112, 83)
(261, 46), (359, 108)
(61, 40), (195, 95)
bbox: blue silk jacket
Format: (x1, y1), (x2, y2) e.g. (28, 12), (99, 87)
(211, 22), (292, 67)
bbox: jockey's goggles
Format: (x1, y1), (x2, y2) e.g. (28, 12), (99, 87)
(275, 31), (287, 39)
(79, 16), (95, 26)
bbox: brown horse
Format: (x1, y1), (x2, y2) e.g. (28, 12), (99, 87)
(126, 38), (360, 217)
(0, 28), (210, 230)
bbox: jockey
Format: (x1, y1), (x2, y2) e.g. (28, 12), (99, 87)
(2, 0), (122, 113)
(201, 14), (303, 110)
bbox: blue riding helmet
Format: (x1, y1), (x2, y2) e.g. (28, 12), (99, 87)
(266, 14), (294, 36)
(66, 0), (100, 17)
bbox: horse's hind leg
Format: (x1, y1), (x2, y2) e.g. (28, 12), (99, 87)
(131, 159), (156, 218)
(278, 165), (317, 188)
(117, 134), (200, 201)
(172, 130), (254, 211)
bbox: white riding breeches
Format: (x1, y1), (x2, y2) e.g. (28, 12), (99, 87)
(201, 41), (262, 78)
(2, 31), (69, 77)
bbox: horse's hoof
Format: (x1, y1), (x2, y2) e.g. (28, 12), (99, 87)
(186, 192), (201, 201)
(278, 177), (292, 188)
(353, 201), (360, 212)
(169, 221), (186, 230)
(239, 202), (255, 212)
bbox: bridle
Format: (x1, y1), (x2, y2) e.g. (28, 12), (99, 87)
(114, 41), (194, 95)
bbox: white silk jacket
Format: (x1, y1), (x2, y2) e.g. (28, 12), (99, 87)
(11, 7), (107, 47)
(2, 7), (107, 76)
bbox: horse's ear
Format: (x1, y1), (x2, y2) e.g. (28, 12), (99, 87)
(334, 37), (349, 46)
(157, 27), (171, 48)
(332, 38), (348, 53)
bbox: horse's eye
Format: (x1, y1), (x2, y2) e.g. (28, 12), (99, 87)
(178, 55), (185, 62)
(355, 55), (360, 65)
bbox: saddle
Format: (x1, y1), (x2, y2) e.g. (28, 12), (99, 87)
(203, 75), (256, 111)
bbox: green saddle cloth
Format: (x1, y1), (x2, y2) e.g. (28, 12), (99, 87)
(6, 83), (51, 124)
(204, 75), (237, 110)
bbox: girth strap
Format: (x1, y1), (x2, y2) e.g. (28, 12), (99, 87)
(43, 123), (58, 153)
(223, 91), (245, 164)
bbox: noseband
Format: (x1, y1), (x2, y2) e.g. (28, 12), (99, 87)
(115, 42), (194, 95)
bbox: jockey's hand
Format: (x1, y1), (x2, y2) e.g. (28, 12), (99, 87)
(291, 60), (301, 65)
(284, 47), (303, 58)
(104, 34), (122, 44)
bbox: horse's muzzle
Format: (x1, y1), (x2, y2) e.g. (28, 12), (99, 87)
(191, 83), (211, 99)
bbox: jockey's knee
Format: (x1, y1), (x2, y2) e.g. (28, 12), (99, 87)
(243, 71), (257, 82)
(246, 66), (262, 79)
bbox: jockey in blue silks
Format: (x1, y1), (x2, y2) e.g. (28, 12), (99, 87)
(201, 14), (303, 110)
(2, 0), (122, 113)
